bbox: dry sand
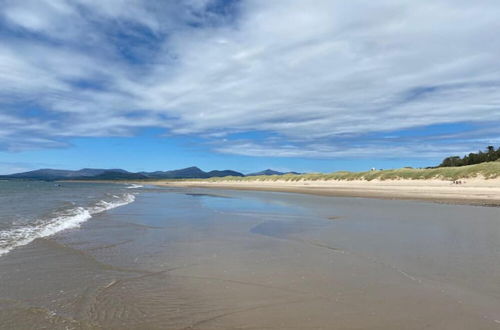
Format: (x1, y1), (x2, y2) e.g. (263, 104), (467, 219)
(152, 178), (500, 206)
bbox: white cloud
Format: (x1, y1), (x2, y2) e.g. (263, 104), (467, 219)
(213, 138), (490, 159)
(0, 0), (499, 157)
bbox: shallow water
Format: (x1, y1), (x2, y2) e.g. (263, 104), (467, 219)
(0, 186), (499, 329)
(0, 181), (136, 256)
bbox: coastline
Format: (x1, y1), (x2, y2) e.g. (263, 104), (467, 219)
(4, 186), (500, 328)
(148, 178), (500, 206)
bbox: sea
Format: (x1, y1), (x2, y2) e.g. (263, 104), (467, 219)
(0, 180), (140, 256)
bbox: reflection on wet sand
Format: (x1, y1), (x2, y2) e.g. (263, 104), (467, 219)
(1, 188), (500, 329)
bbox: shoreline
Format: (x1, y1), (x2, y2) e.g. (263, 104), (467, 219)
(4, 186), (500, 328)
(148, 178), (500, 207)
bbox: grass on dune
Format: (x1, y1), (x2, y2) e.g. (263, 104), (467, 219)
(202, 161), (500, 182)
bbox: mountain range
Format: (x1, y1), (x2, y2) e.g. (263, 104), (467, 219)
(246, 169), (301, 176)
(0, 167), (297, 181)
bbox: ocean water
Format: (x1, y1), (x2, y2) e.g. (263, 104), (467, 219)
(0, 180), (139, 256)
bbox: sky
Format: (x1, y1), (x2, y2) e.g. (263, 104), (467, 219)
(1, 0), (500, 174)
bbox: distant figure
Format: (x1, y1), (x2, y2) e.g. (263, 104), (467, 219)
(370, 168), (376, 171)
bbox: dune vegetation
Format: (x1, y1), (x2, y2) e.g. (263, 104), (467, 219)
(439, 145), (500, 167)
(202, 161), (500, 182)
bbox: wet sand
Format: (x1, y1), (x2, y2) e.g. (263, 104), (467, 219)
(1, 186), (500, 329)
(156, 178), (500, 206)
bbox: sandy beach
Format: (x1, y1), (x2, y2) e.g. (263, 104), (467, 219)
(4, 0), (500, 328)
(2, 185), (500, 329)
(150, 178), (500, 206)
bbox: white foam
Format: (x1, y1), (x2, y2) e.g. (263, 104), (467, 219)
(90, 193), (135, 214)
(126, 184), (143, 189)
(0, 193), (135, 257)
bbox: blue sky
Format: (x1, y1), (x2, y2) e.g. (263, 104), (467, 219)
(1, 0), (500, 174)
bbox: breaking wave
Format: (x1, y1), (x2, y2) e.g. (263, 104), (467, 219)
(0, 193), (135, 257)
(126, 184), (143, 189)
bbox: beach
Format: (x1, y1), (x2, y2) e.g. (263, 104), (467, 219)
(1, 184), (500, 329)
(3, 0), (500, 328)
(154, 177), (500, 206)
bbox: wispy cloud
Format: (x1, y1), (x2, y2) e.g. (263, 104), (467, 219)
(0, 0), (499, 157)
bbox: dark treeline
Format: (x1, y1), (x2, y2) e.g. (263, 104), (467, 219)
(439, 146), (500, 167)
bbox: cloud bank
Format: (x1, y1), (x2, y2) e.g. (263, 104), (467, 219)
(1, 0), (499, 157)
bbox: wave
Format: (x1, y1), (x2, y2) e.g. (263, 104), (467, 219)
(0, 193), (135, 257)
(91, 193), (136, 213)
(126, 184), (143, 189)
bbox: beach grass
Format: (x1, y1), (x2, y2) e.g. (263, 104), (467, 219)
(201, 160), (500, 182)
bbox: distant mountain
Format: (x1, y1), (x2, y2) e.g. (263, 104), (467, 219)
(5, 169), (76, 180)
(77, 168), (130, 176)
(141, 167), (244, 179)
(2, 168), (128, 180)
(78, 171), (148, 180)
(1, 168), (135, 181)
(206, 170), (244, 178)
(246, 169), (301, 176)
(1, 166), (245, 181)
(143, 166), (208, 179)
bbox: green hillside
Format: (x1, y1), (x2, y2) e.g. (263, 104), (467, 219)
(202, 161), (500, 182)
